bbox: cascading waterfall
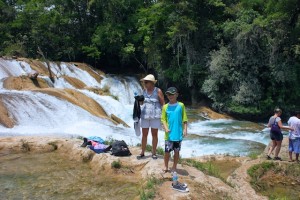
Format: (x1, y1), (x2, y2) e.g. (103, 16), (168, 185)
(0, 58), (269, 157)
(0, 58), (142, 144)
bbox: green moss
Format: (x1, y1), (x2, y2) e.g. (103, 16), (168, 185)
(248, 162), (300, 200)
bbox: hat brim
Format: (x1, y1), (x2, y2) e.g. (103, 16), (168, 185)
(140, 78), (157, 84)
(165, 91), (177, 95)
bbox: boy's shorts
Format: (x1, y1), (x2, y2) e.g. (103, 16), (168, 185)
(289, 138), (300, 154)
(165, 141), (181, 153)
(141, 118), (161, 129)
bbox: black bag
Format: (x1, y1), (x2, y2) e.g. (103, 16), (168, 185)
(270, 117), (281, 134)
(133, 95), (144, 120)
(111, 140), (131, 156)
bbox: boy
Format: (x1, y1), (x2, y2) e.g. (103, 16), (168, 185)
(287, 110), (300, 162)
(161, 87), (188, 173)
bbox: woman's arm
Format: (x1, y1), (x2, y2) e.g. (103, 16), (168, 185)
(157, 89), (165, 106)
(161, 105), (169, 133)
(278, 120), (294, 131)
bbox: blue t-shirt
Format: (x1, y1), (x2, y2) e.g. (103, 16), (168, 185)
(161, 102), (188, 141)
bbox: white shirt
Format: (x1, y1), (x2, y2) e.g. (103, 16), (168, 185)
(288, 116), (300, 139)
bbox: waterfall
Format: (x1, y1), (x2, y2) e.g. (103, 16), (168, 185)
(0, 58), (143, 144)
(0, 58), (32, 79)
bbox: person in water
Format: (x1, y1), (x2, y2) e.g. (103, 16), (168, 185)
(138, 74), (165, 159)
(161, 87), (188, 172)
(287, 110), (300, 162)
(267, 108), (294, 160)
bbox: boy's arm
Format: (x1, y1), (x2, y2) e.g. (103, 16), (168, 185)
(182, 103), (188, 137)
(183, 122), (187, 137)
(162, 121), (170, 133)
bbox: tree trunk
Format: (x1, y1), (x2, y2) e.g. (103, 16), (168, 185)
(190, 86), (197, 106)
(37, 46), (55, 83)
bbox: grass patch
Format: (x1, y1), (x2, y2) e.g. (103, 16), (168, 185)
(247, 161), (276, 180)
(111, 160), (122, 169)
(136, 144), (164, 156)
(248, 152), (260, 160)
(182, 159), (222, 180)
(139, 176), (163, 200)
(181, 158), (240, 187)
(47, 142), (58, 150)
(20, 139), (30, 152)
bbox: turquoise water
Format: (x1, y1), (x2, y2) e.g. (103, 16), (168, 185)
(180, 109), (273, 157)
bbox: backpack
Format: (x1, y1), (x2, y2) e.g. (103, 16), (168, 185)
(111, 140), (131, 156)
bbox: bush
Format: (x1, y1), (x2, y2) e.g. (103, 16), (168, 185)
(111, 160), (122, 169)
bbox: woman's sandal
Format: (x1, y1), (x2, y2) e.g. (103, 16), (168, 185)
(273, 157), (282, 161)
(137, 154), (145, 160)
(152, 154), (158, 160)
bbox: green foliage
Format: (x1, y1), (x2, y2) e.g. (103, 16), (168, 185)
(82, 45), (101, 59)
(1, 0), (299, 117)
(111, 160), (122, 169)
(3, 42), (27, 57)
(139, 176), (162, 200)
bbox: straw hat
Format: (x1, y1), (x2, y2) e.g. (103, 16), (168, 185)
(140, 74), (157, 84)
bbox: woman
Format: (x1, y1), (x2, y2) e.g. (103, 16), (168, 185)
(267, 108), (293, 160)
(138, 74), (165, 159)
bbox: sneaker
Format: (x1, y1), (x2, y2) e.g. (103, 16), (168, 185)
(266, 155), (272, 160)
(273, 157), (282, 161)
(172, 183), (189, 193)
(172, 181), (188, 188)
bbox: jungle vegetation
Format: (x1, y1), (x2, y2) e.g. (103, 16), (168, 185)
(1, 0), (299, 119)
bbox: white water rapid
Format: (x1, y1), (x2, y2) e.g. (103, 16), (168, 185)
(0, 58), (269, 157)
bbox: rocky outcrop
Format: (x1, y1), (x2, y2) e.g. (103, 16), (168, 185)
(72, 62), (104, 83)
(3, 76), (49, 90)
(0, 97), (15, 128)
(62, 75), (87, 89)
(197, 106), (233, 120)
